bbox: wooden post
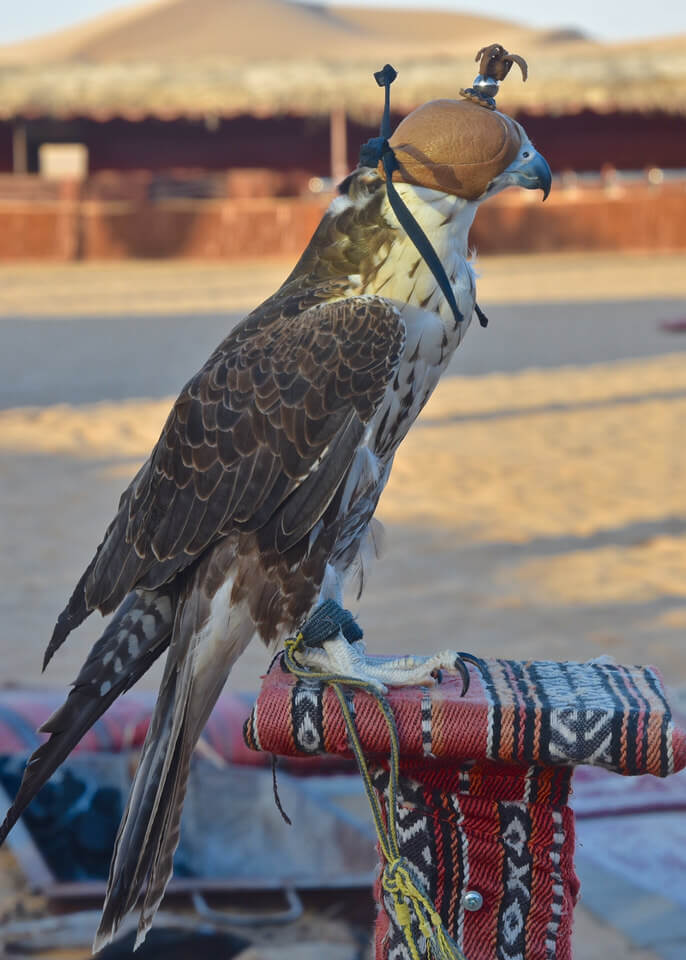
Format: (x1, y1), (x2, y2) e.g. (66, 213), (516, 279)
(57, 180), (82, 261)
(12, 122), (28, 174)
(329, 105), (348, 186)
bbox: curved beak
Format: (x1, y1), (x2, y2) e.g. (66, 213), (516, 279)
(511, 149), (552, 201)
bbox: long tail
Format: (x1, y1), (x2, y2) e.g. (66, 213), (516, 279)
(0, 589), (174, 846)
(94, 577), (254, 952)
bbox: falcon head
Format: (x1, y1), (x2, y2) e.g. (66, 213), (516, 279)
(381, 97), (551, 203)
(296, 84), (552, 327)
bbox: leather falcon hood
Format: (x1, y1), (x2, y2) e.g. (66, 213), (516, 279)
(379, 98), (523, 201)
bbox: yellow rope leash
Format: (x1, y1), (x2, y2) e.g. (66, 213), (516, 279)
(283, 631), (468, 960)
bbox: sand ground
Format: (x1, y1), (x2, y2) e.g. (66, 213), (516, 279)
(2, 253), (685, 693)
(1, 252), (685, 318)
(1, 253), (685, 959)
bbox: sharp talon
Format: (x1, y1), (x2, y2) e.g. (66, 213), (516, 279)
(431, 667), (443, 685)
(453, 656), (470, 696)
(458, 651), (487, 679)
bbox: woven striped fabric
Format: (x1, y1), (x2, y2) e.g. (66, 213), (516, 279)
(244, 656), (686, 777)
(244, 656), (686, 959)
(371, 765), (578, 960)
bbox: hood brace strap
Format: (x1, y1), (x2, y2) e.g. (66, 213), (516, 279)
(359, 65), (488, 329)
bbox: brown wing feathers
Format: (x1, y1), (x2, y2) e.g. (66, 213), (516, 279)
(43, 293), (402, 670)
(11, 292), (403, 828)
(7, 292), (404, 946)
(108, 294), (403, 604)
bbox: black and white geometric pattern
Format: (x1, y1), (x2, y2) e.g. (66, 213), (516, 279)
(496, 801), (533, 960)
(421, 692), (433, 758)
(372, 769), (436, 960)
(545, 809), (567, 960)
(291, 678), (326, 754)
(479, 659), (675, 775)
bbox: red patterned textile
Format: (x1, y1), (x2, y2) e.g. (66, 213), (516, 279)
(244, 656), (686, 959)
(371, 765), (577, 960)
(244, 657), (686, 777)
(0, 690), (259, 766)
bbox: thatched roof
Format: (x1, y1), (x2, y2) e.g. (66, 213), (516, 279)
(0, 0), (684, 121)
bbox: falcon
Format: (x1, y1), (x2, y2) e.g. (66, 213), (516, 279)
(0, 73), (550, 950)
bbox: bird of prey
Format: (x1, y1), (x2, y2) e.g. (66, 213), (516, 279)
(0, 87), (550, 950)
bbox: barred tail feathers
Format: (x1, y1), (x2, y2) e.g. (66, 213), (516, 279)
(0, 590), (174, 847)
(94, 580), (255, 952)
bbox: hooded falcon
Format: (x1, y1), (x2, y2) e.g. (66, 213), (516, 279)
(0, 60), (551, 950)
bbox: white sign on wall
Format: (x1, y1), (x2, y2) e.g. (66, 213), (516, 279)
(39, 143), (89, 180)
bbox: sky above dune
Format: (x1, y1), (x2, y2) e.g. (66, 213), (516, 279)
(3, 0), (685, 46)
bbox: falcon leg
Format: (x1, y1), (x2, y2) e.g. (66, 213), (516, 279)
(318, 563), (344, 606)
(296, 635), (478, 695)
(291, 599), (481, 695)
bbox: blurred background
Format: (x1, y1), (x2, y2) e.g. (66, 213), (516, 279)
(1, 2), (686, 959)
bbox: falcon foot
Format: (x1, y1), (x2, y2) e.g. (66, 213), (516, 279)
(287, 600), (483, 696)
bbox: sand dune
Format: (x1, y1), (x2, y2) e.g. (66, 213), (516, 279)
(0, 0), (539, 64)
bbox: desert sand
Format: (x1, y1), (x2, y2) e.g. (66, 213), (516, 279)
(1, 254), (684, 960)
(2, 252), (686, 318)
(1, 254), (685, 698)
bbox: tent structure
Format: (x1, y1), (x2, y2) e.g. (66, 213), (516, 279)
(0, 0), (685, 178)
